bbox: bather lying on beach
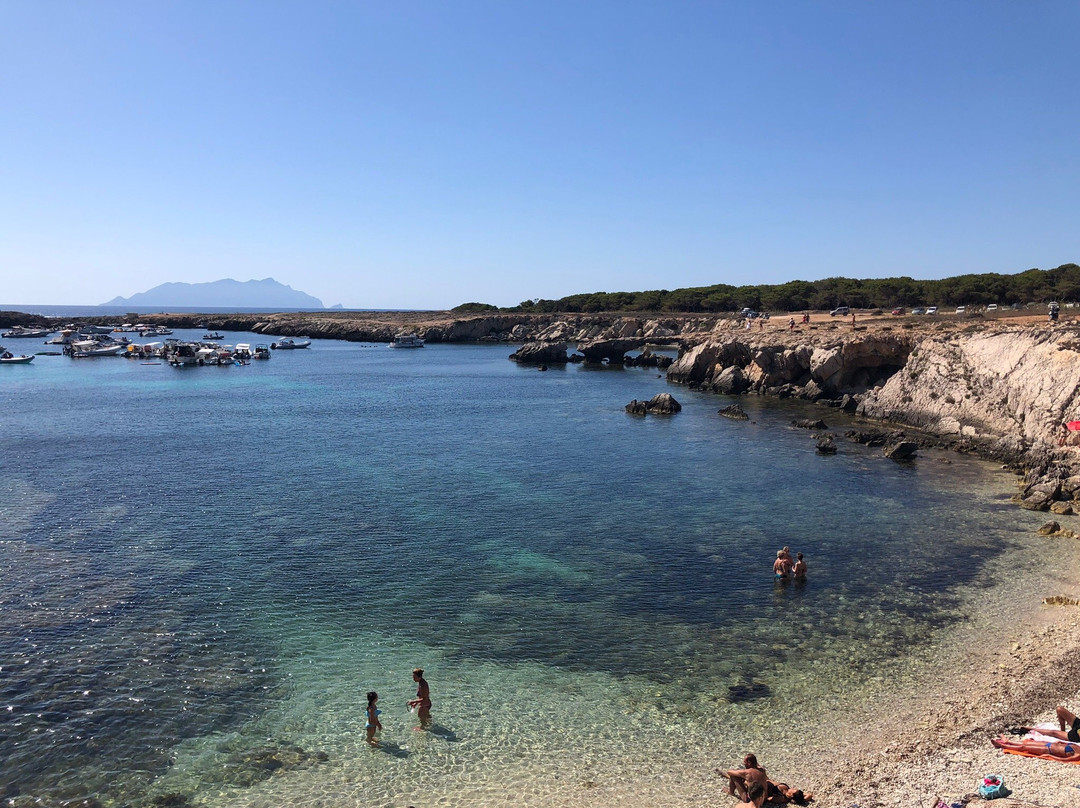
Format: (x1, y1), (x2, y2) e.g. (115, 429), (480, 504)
(991, 736), (1080, 761)
(764, 779), (812, 804)
(1021, 704), (1080, 743)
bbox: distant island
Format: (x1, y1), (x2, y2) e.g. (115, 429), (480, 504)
(103, 278), (326, 309)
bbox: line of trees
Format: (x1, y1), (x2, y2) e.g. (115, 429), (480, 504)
(500, 264), (1080, 314)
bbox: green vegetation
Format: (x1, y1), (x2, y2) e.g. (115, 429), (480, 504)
(450, 302), (500, 313)
(507, 264), (1080, 313)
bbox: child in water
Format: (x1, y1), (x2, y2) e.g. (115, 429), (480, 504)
(792, 552), (807, 580)
(365, 691), (382, 746)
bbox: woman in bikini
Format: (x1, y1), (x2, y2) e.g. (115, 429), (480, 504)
(408, 668), (432, 729)
(992, 736), (1080, 760)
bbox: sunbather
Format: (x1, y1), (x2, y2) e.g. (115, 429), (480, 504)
(764, 779), (812, 804)
(992, 736), (1080, 760)
(1021, 705), (1080, 743)
(723, 753), (769, 807)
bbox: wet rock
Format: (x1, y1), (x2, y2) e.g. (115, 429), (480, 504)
(793, 418), (827, 430)
(625, 393), (681, 416)
(1043, 595), (1080, 606)
(508, 341), (568, 364)
(840, 393), (859, 413)
(1021, 491), (1053, 511)
(718, 404), (749, 421)
(883, 440), (918, 460)
(846, 429), (893, 447)
(222, 743), (327, 787)
(1026, 479), (1063, 501)
(1050, 501), (1074, 515)
(816, 435), (838, 454)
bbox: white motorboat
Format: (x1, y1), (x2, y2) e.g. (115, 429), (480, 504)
(389, 333), (424, 348)
(202, 332), (225, 340)
(167, 344), (199, 366)
(70, 340), (124, 357)
(2, 328), (51, 339)
(272, 337), (311, 350)
(252, 344), (271, 360)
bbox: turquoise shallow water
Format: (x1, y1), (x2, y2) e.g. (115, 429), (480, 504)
(0, 334), (1053, 806)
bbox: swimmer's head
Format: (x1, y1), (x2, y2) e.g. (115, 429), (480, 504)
(413, 668), (424, 679)
(776, 550), (784, 559)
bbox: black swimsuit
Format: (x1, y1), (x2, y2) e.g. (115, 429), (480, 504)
(1068, 717), (1080, 743)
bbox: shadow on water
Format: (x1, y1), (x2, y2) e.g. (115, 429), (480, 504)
(428, 723), (460, 742)
(374, 741), (410, 759)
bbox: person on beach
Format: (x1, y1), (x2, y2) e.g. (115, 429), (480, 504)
(791, 552), (807, 580)
(788, 317), (795, 331)
(764, 780), (811, 805)
(723, 753), (769, 806)
(773, 550), (791, 580)
(992, 736), (1080, 760)
(1020, 704), (1080, 743)
(408, 668), (432, 729)
(365, 691), (382, 746)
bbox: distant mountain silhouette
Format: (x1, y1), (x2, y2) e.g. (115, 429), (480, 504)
(103, 278), (325, 309)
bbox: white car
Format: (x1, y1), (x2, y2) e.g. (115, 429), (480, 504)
(987, 304), (998, 311)
(926, 306), (938, 315)
(955, 306), (965, 314)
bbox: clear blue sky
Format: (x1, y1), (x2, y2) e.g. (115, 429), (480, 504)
(2, 1), (1077, 309)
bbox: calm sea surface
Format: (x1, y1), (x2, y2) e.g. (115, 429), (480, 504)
(0, 334), (1054, 806)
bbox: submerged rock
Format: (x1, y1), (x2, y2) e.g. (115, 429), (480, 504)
(726, 680), (771, 703)
(792, 418), (827, 430)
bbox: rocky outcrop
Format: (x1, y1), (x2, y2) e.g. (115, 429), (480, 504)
(816, 434), (838, 454)
(509, 341), (568, 364)
(719, 404), (749, 420)
(577, 338), (645, 364)
(883, 440), (918, 461)
(625, 393), (682, 416)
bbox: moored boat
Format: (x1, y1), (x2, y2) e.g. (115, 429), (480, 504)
(253, 344), (271, 360)
(2, 327), (52, 339)
(272, 337), (311, 349)
(0, 350), (34, 364)
(389, 333), (424, 348)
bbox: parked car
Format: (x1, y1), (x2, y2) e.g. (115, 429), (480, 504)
(830, 306), (850, 316)
(911, 307), (926, 315)
(955, 306), (965, 313)
(891, 307), (905, 315)
(987, 304), (998, 311)
(926, 306), (939, 315)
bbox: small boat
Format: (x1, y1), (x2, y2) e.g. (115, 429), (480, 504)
(167, 344), (200, 366)
(389, 333), (424, 348)
(252, 344), (271, 360)
(0, 351), (33, 364)
(2, 328), (52, 339)
(202, 332), (225, 340)
(272, 337), (311, 350)
(69, 340), (124, 357)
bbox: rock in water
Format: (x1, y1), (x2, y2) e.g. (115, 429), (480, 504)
(509, 341), (569, 364)
(792, 418), (827, 430)
(816, 435), (838, 454)
(718, 404), (749, 421)
(883, 440), (918, 460)
(626, 393), (682, 416)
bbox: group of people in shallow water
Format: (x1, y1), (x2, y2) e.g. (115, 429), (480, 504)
(365, 668), (432, 746)
(722, 753), (812, 806)
(772, 546), (807, 582)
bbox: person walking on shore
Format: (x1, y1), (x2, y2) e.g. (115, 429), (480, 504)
(365, 691), (382, 746)
(408, 668), (432, 730)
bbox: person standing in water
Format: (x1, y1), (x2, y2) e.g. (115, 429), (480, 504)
(408, 668), (432, 729)
(792, 552), (807, 580)
(365, 691), (382, 746)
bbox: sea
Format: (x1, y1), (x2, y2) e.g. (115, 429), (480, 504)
(0, 329), (1065, 807)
